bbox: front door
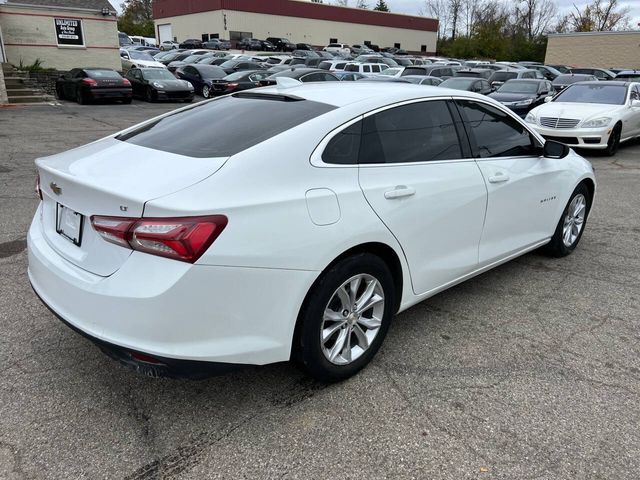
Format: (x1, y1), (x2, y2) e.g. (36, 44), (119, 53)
(455, 99), (567, 265)
(357, 99), (487, 295)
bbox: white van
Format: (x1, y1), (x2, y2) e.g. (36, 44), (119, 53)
(130, 36), (157, 47)
(343, 62), (389, 77)
(323, 43), (350, 56)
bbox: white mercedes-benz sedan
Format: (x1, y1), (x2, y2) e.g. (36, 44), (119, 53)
(28, 82), (596, 382)
(526, 80), (640, 156)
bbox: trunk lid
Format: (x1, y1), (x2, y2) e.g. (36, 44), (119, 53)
(36, 137), (228, 276)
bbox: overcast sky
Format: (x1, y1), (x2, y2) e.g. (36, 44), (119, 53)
(384, 0), (640, 25)
(109, 1), (640, 27)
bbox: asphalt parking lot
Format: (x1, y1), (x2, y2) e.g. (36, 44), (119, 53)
(1, 99), (639, 480)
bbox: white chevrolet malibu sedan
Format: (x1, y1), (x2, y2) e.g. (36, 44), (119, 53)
(526, 81), (640, 156)
(28, 82), (596, 382)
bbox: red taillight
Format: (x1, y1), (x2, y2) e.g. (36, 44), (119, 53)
(82, 78), (98, 86)
(35, 173), (42, 200)
(122, 78), (131, 87)
(90, 215), (228, 263)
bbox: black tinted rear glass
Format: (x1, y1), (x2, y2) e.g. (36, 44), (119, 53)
(117, 96), (335, 158)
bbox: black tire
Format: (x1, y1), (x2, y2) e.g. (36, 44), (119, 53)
(76, 88), (86, 105)
(202, 85), (211, 99)
(543, 183), (591, 257)
(121, 97), (132, 104)
(295, 253), (396, 382)
(604, 123), (621, 156)
(56, 85), (65, 100)
(145, 87), (155, 102)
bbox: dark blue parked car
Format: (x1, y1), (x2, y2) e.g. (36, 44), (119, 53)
(175, 64), (227, 98)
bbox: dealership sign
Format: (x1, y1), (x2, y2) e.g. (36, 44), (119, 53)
(54, 18), (84, 47)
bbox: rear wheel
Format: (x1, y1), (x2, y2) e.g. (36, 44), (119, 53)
(604, 124), (621, 156)
(295, 253), (395, 382)
(145, 87), (155, 102)
(202, 85), (211, 98)
(56, 85), (65, 100)
(76, 88), (86, 105)
(543, 183), (591, 257)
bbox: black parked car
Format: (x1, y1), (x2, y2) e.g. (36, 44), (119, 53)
(439, 77), (493, 95)
(266, 37), (296, 52)
(175, 64), (228, 98)
(208, 70), (271, 96)
(296, 43), (315, 51)
(260, 68), (339, 86)
(259, 40), (277, 51)
(218, 59), (265, 75)
(238, 38), (263, 50)
(488, 79), (555, 116)
(552, 73), (598, 93)
(179, 39), (203, 49)
(202, 38), (231, 50)
(55, 68), (132, 104)
(570, 67), (616, 80)
(125, 67), (194, 103)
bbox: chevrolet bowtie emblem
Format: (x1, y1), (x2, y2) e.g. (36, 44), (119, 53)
(50, 182), (62, 195)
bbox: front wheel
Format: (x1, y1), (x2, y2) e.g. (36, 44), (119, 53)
(145, 87), (155, 102)
(543, 183), (591, 257)
(604, 124), (621, 156)
(295, 253), (395, 382)
(202, 85), (211, 98)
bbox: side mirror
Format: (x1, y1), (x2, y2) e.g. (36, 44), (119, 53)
(543, 140), (570, 159)
(120, 52), (126, 58)
(544, 96), (553, 103)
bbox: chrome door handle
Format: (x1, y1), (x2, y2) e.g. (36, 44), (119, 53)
(384, 186), (416, 199)
(488, 173), (510, 183)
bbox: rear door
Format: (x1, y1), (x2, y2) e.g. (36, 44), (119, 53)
(357, 99), (487, 295)
(455, 99), (568, 265)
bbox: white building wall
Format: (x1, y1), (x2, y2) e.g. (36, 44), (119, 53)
(155, 10), (437, 53)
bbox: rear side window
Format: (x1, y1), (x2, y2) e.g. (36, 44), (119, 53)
(322, 121), (362, 165)
(456, 100), (537, 158)
(345, 64), (359, 72)
(359, 100), (462, 164)
(117, 96), (335, 158)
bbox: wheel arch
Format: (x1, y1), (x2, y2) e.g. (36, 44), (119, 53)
(290, 241), (406, 360)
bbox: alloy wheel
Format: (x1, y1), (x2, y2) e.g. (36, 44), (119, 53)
(562, 193), (586, 247)
(202, 85), (210, 98)
(320, 274), (385, 366)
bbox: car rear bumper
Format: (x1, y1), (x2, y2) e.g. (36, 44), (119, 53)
(27, 208), (317, 370)
(531, 125), (611, 149)
(87, 88), (132, 99)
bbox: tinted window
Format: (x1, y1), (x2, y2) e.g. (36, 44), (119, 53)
(322, 121), (362, 165)
(456, 101), (536, 158)
(402, 67), (426, 76)
(359, 100), (462, 164)
(88, 70), (121, 79)
(117, 96), (335, 158)
(491, 72), (517, 82)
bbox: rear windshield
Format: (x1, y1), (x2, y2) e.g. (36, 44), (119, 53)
(491, 72), (517, 81)
(402, 67), (427, 76)
(88, 70), (122, 79)
(117, 95), (335, 158)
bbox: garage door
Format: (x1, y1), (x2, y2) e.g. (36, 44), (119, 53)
(158, 24), (173, 43)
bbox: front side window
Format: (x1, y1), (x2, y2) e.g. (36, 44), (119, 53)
(359, 100), (462, 164)
(456, 101), (537, 158)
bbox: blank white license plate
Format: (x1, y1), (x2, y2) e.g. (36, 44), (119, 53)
(56, 203), (84, 246)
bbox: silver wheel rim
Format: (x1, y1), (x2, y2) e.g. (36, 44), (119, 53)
(562, 193), (586, 247)
(321, 274), (385, 366)
(203, 86), (209, 97)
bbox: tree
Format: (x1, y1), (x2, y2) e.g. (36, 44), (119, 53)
(559, 0), (631, 32)
(356, 0), (369, 8)
(373, 0), (390, 11)
(514, 0), (557, 39)
(421, 0), (451, 38)
(449, 0), (463, 40)
(117, 0), (154, 37)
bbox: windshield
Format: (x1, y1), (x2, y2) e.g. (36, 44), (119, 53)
(183, 54), (205, 63)
(554, 75), (593, 85)
(117, 96), (335, 158)
(554, 84), (627, 105)
(498, 82), (539, 93)
(224, 71), (253, 81)
(142, 69), (176, 80)
(129, 51), (155, 61)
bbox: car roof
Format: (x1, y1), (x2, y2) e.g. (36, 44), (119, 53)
(254, 81), (489, 109)
(572, 80), (630, 86)
(507, 78), (547, 83)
